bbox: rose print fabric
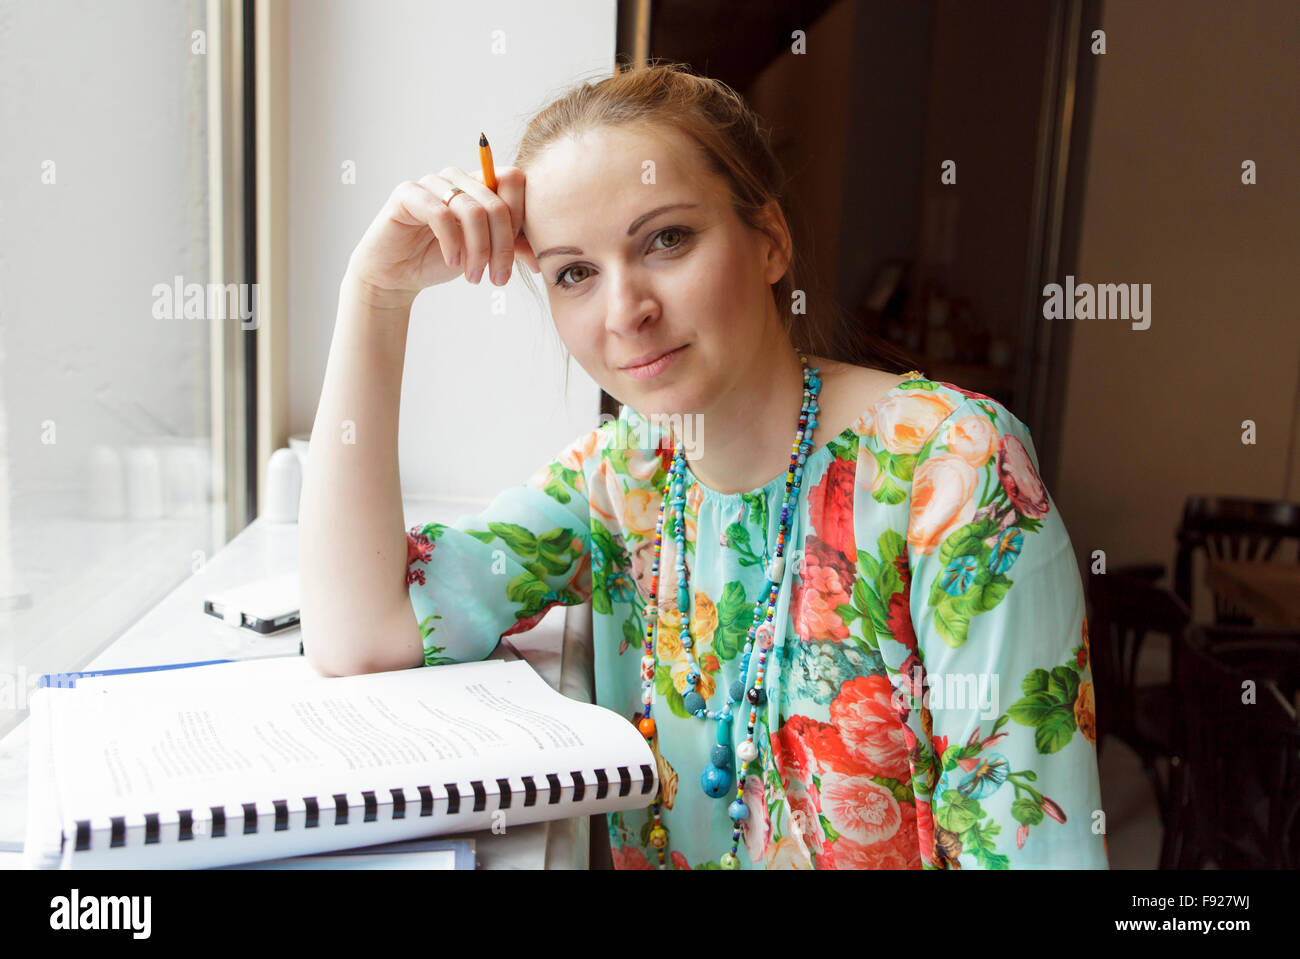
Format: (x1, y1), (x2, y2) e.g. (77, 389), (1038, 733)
(405, 374), (1109, 869)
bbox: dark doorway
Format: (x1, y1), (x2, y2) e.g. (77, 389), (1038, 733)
(611, 0), (1100, 489)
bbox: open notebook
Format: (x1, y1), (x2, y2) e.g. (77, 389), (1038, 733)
(24, 656), (656, 869)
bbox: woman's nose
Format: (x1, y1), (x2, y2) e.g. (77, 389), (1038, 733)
(604, 267), (660, 335)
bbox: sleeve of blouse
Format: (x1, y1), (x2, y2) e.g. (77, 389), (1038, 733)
(896, 392), (1108, 869)
(403, 425), (601, 667)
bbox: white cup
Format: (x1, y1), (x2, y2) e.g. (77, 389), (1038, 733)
(288, 432), (310, 476)
(89, 444), (126, 520)
(162, 438), (209, 518)
(125, 446), (164, 520)
(264, 447), (302, 523)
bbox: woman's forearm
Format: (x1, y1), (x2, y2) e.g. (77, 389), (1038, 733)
(298, 275), (424, 676)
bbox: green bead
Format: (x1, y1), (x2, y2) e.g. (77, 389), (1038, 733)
(720, 852), (740, 870)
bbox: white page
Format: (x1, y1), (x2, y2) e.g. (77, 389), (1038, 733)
(23, 689), (62, 869)
(49, 659), (652, 826)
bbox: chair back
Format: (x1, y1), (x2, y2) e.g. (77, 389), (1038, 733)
(1085, 572), (1190, 746)
(1174, 496), (1300, 624)
(1174, 626), (1300, 869)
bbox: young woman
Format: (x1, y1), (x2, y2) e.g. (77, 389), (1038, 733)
(299, 63), (1107, 871)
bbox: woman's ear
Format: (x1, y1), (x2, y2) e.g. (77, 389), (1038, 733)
(756, 200), (793, 284)
(515, 227), (541, 275)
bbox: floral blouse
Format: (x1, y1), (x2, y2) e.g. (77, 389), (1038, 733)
(405, 374), (1109, 870)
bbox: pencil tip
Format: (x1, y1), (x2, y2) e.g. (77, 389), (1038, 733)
(479, 132), (488, 145)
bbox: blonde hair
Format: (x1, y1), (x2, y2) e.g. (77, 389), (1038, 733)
(512, 59), (918, 394)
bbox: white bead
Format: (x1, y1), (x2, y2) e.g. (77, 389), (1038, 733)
(737, 740), (758, 763)
(642, 687), (654, 704)
(768, 556), (785, 582)
(641, 655), (655, 671)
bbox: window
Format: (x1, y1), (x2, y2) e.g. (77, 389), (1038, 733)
(0, 0), (253, 738)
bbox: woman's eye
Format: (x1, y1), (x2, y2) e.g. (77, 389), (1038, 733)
(652, 227), (687, 251)
(553, 227), (693, 289)
(554, 264), (591, 288)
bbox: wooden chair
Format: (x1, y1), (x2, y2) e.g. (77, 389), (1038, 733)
(1174, 496), (1300, 625)
(1163, 625), (1300, 869)
(1084, 571), (1190, 825)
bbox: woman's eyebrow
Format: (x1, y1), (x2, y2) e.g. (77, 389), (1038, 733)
(534, 203), (699, 261)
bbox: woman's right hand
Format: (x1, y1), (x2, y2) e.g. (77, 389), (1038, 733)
(343, 165), (540, 308)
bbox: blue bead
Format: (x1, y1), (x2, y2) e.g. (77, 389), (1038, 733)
(683, 691), (705, 715)
(710, 744), (732, 767)
(809, 375), (821, 390)
(729, 680), (746, 702)
(678, 587), (689, 610)
(728, 800), (749, 821)
(701, 764), (733, 798)
(715, 715), (732, 744)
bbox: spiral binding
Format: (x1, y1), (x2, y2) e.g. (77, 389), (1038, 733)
(68, 764), (656, 853)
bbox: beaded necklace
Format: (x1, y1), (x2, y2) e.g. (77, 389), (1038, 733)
(636, 350), (821, 869)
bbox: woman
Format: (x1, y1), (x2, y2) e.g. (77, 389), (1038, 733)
(300, 62), (1107, 870)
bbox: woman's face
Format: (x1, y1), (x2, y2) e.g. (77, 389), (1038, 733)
(521, 125), (790, 418)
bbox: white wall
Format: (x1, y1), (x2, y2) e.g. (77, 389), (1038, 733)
(286, 0), (613, 504)
(1054, 0), (1300, 615)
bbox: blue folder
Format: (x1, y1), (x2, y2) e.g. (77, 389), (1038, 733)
(37, 659), (237, 689)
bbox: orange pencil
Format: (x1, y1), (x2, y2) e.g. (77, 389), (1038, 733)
(479, 132), (498, 192)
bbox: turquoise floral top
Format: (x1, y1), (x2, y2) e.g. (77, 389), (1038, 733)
(405, 375), (1109, 870)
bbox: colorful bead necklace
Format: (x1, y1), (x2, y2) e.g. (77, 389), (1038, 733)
(636, 350), (821, 869)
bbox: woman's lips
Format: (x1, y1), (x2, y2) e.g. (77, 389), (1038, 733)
(622, 345), (686, 380)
